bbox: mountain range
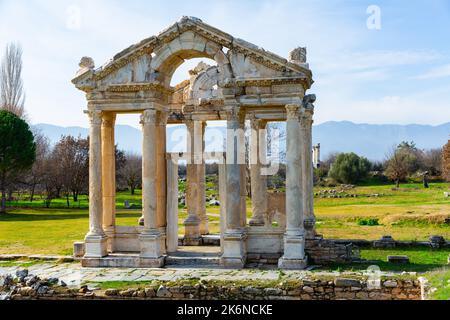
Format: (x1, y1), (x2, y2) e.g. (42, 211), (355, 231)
(33, 121), (450, 161)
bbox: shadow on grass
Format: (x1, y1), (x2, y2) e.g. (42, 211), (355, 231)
(320, 261), (445, 273)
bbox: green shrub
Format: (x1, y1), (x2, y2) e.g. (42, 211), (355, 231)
(328, 152), (371, 184)
(357, 218), (380, 226)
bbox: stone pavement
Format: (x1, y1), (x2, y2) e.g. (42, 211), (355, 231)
(0, 261), (404, 289)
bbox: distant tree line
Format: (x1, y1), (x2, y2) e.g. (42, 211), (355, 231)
(317, 141), (449, 188)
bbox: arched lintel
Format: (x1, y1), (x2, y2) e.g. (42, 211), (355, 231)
(150, 31), (232, 87)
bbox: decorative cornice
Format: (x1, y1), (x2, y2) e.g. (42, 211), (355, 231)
(93, 46), (155, 81)
(106, 83), (174, 95)
(225, 77), (309, 88)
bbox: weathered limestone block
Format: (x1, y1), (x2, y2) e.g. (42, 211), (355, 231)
(73, 242), (85, 258)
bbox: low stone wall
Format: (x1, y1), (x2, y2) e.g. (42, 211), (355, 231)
(306, 237), (359, 264)
(2, 276), (422, 301)
(332, 235), (450, 249)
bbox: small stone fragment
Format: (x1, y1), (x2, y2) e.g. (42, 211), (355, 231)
(105, 289), (119, 296)
(157, 285), (172, 298)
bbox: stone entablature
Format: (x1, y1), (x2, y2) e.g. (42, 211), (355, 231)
(72, 16), (313, 124)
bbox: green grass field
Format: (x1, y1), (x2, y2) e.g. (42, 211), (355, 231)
(0, 181), (449, 257)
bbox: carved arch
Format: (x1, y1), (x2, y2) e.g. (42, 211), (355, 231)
(187, 65), (223, 105)
(150, 31), (232, 88)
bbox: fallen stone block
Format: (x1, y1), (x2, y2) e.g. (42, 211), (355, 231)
(387, 255), (409, 264)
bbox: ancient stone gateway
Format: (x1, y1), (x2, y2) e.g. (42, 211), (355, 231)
(72, 17), (319, 269)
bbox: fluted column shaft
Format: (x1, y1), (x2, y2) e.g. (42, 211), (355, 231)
(156, 113), (167, 229)
(84, 110), (107, 258)
(141, 109), (158, 234)
(300, 108), (316, 239)
(285, 105), (304, 235)
(88, 110), (104, 237)
(197, 121), (209, 235)
(184, 119), (201, 244)
(102, 112), (116, 234)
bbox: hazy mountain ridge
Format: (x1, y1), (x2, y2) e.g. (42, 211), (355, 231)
(33, 121), (450, 161)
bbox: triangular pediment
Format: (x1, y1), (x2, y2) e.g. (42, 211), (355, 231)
(72, 16), (312, 92)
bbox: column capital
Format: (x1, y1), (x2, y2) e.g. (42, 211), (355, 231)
(185, 118), (194, 132)
(225, 107), (245, 123)
(157, 111), (169, 126)
(102, 112), (116, 128)
(285, 104), (301, 120)
(140, 109), (158, 125)
(201, 120), (207, 135)
(250, 117), (267, 130)
(88, 110), (103, 126)
(299, 107), (314, 128)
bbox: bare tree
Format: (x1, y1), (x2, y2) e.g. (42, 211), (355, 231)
(119, 153), (142, 195)
(420, 148), (442, 176)
(25, 130), (50, 202)
(41, 152), (60, 208)
(0, 43), (26, 118)
(53, 135), (89, 206)
(442, 141), (450, 184)
(384, 145), (417, 188)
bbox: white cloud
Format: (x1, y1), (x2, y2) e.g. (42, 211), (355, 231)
(413, 63), (450, 80)
(314, 87), (450, 125)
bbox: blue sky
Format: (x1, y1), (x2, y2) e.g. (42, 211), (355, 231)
(1, 0), (449, 128)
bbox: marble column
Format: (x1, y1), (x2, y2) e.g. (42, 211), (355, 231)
(249, 118), (267, 226)
(218, 161), (227, 255)
(156, 112), (168, 253)
(139, 109), (164, 267)
(166, 154), (179, 253)
(101, 112), (116, 251)
(278, 104), (307, 269)
(197, 121), (209, 235)
(84, 110), (107, 258)
(184, 119), (201, 245)
(239, 119), (247, 228)
(300, 107), (316, 239)
(221, 108), (247, 268)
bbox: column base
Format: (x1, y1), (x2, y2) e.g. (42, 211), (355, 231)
(84, 234), (108, 258)
(221, 230), (247, 269)
(249, 216), (265, 226)
(278, 257), (308, 270)
(140, 256), (165, 268)
(104, 227), (116, 252)
(278, 232), (307, 270)
(139, 231), (163, 260)
(184, 216), (201, 245)
(199, 217), (209, 235)
(304, 218), (316, 240)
